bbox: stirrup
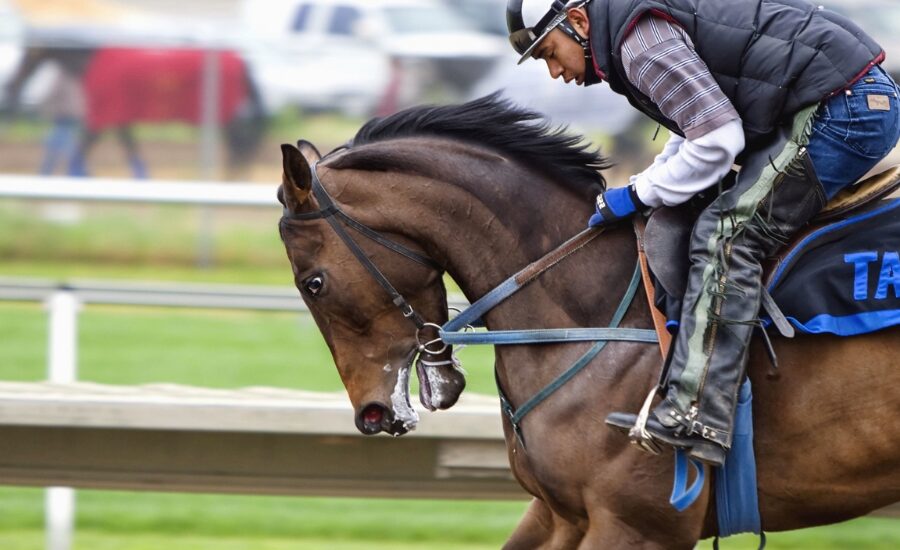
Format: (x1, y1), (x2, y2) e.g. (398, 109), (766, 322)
(628, 388), (663, 455)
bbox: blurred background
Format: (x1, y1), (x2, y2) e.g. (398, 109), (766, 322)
(0, 1), (897, 549)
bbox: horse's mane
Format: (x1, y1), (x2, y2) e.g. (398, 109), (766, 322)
(330, 92), (610, 192)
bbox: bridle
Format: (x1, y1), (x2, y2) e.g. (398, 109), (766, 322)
(280, 159), (450, 357)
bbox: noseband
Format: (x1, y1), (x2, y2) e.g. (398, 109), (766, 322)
(280, 160), (449, 354)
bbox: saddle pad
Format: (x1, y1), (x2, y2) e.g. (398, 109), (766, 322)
(766, 198), (900, 336)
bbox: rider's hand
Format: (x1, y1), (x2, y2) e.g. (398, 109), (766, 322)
(588, 184), (646, 228)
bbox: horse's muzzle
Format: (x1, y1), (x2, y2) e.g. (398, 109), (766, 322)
(355, 402), (410, 436)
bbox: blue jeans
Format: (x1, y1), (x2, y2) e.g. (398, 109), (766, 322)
(808, 65), (900, 199)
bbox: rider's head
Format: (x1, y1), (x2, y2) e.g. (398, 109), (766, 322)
(507, 0), (593, 85)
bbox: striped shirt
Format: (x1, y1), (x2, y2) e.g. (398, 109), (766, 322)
(621, 15), (740, 140)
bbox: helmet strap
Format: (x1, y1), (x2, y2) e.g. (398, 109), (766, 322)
(558, 19), (591, 59)
(557, 17), (600, 85)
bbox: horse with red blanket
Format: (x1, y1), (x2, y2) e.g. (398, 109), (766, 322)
(2, 46), (266, 178)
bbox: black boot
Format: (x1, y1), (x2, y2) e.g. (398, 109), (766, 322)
(607, 109), (826, 467)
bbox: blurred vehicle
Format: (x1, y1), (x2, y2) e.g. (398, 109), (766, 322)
(822, 0), (900, 80)
(0, 0), (27, 113)
(240, 0), (507, 115)
(445, 0), (507, 35)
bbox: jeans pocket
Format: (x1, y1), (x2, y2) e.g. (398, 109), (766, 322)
(844, 87), (900, 158)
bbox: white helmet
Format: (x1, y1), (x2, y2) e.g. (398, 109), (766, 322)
(507, 0), (592, 65)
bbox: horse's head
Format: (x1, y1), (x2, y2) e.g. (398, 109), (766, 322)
(278, 141), (466, 436)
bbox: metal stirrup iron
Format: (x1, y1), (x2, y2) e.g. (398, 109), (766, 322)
(630, 388), (663, 454)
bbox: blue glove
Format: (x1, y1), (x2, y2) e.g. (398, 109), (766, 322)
(588, 185), (645, 228)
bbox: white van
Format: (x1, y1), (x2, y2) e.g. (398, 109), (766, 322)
(0, 0), (25, 108)
(240, 0), (506, 114)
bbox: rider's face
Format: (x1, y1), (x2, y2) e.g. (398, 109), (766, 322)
(532, 9), (592, 86)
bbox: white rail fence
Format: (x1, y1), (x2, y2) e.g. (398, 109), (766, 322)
(0, 175), (277, 207)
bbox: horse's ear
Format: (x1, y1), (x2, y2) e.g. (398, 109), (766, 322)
(297, 139), (322, 164)
(280, 143), (312, 211)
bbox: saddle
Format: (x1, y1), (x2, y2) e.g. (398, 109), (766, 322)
(644, 164), (900, 336)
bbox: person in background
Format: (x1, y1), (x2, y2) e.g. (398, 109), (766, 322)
(1, 47), (89, 176)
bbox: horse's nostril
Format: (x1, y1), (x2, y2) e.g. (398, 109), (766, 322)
(363, 404), (385, 426)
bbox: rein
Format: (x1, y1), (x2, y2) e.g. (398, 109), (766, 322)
(282, 160), (658, 444)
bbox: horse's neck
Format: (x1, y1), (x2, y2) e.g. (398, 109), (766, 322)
(325, 148), (644, 338)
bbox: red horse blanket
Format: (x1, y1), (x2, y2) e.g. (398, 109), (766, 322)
(83, 48), (248, 130)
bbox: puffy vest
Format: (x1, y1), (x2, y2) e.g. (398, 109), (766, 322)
(587, 0), (884, 144)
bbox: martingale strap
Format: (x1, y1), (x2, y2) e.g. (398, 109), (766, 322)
(436, 224), (658, 447)
(466, 260), (658, 447)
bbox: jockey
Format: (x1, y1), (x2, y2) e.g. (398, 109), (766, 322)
(509, 0), (900, 466)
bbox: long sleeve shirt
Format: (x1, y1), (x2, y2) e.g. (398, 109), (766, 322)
(620, 15), (746, 207)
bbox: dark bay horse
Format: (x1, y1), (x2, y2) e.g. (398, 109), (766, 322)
(277, 95), (900, 548)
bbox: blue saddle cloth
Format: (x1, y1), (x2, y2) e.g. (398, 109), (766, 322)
(705, 199), (900, 540)
(766, 198), (900, 336)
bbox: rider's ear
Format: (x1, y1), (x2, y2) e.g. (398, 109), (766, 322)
(280, 143), (312, 211)
(296, 139), (322, 164)
(567, 7), (590, 36)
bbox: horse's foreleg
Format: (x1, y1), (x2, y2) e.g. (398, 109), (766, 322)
(503, 498), (584, 550)
(578, 508), (700, 550)
(116, 126), (147, 179)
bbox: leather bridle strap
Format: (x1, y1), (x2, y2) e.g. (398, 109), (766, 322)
(282, 162), (443, 330)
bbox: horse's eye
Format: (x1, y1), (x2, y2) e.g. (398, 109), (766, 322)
(304, 275), (325, 297)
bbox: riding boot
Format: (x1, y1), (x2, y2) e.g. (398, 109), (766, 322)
(608, 106), (827, 466)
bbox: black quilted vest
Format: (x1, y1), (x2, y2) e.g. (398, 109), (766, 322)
(587, 0), (884, 144)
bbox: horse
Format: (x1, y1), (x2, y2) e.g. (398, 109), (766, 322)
(1, 46), (266, 178)
(276, 94), (900, 548)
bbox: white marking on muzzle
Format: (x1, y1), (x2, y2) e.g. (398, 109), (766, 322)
(391, 366), (419, 431)
(423, 367), (449, 409)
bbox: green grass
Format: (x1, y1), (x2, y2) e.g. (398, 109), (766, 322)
(0, 302), (498, 393)
(0, 487), (895, 549)
(0, 488), (524, 548)
(0, 203), (286, 272)
(0, 533), (503, 550)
